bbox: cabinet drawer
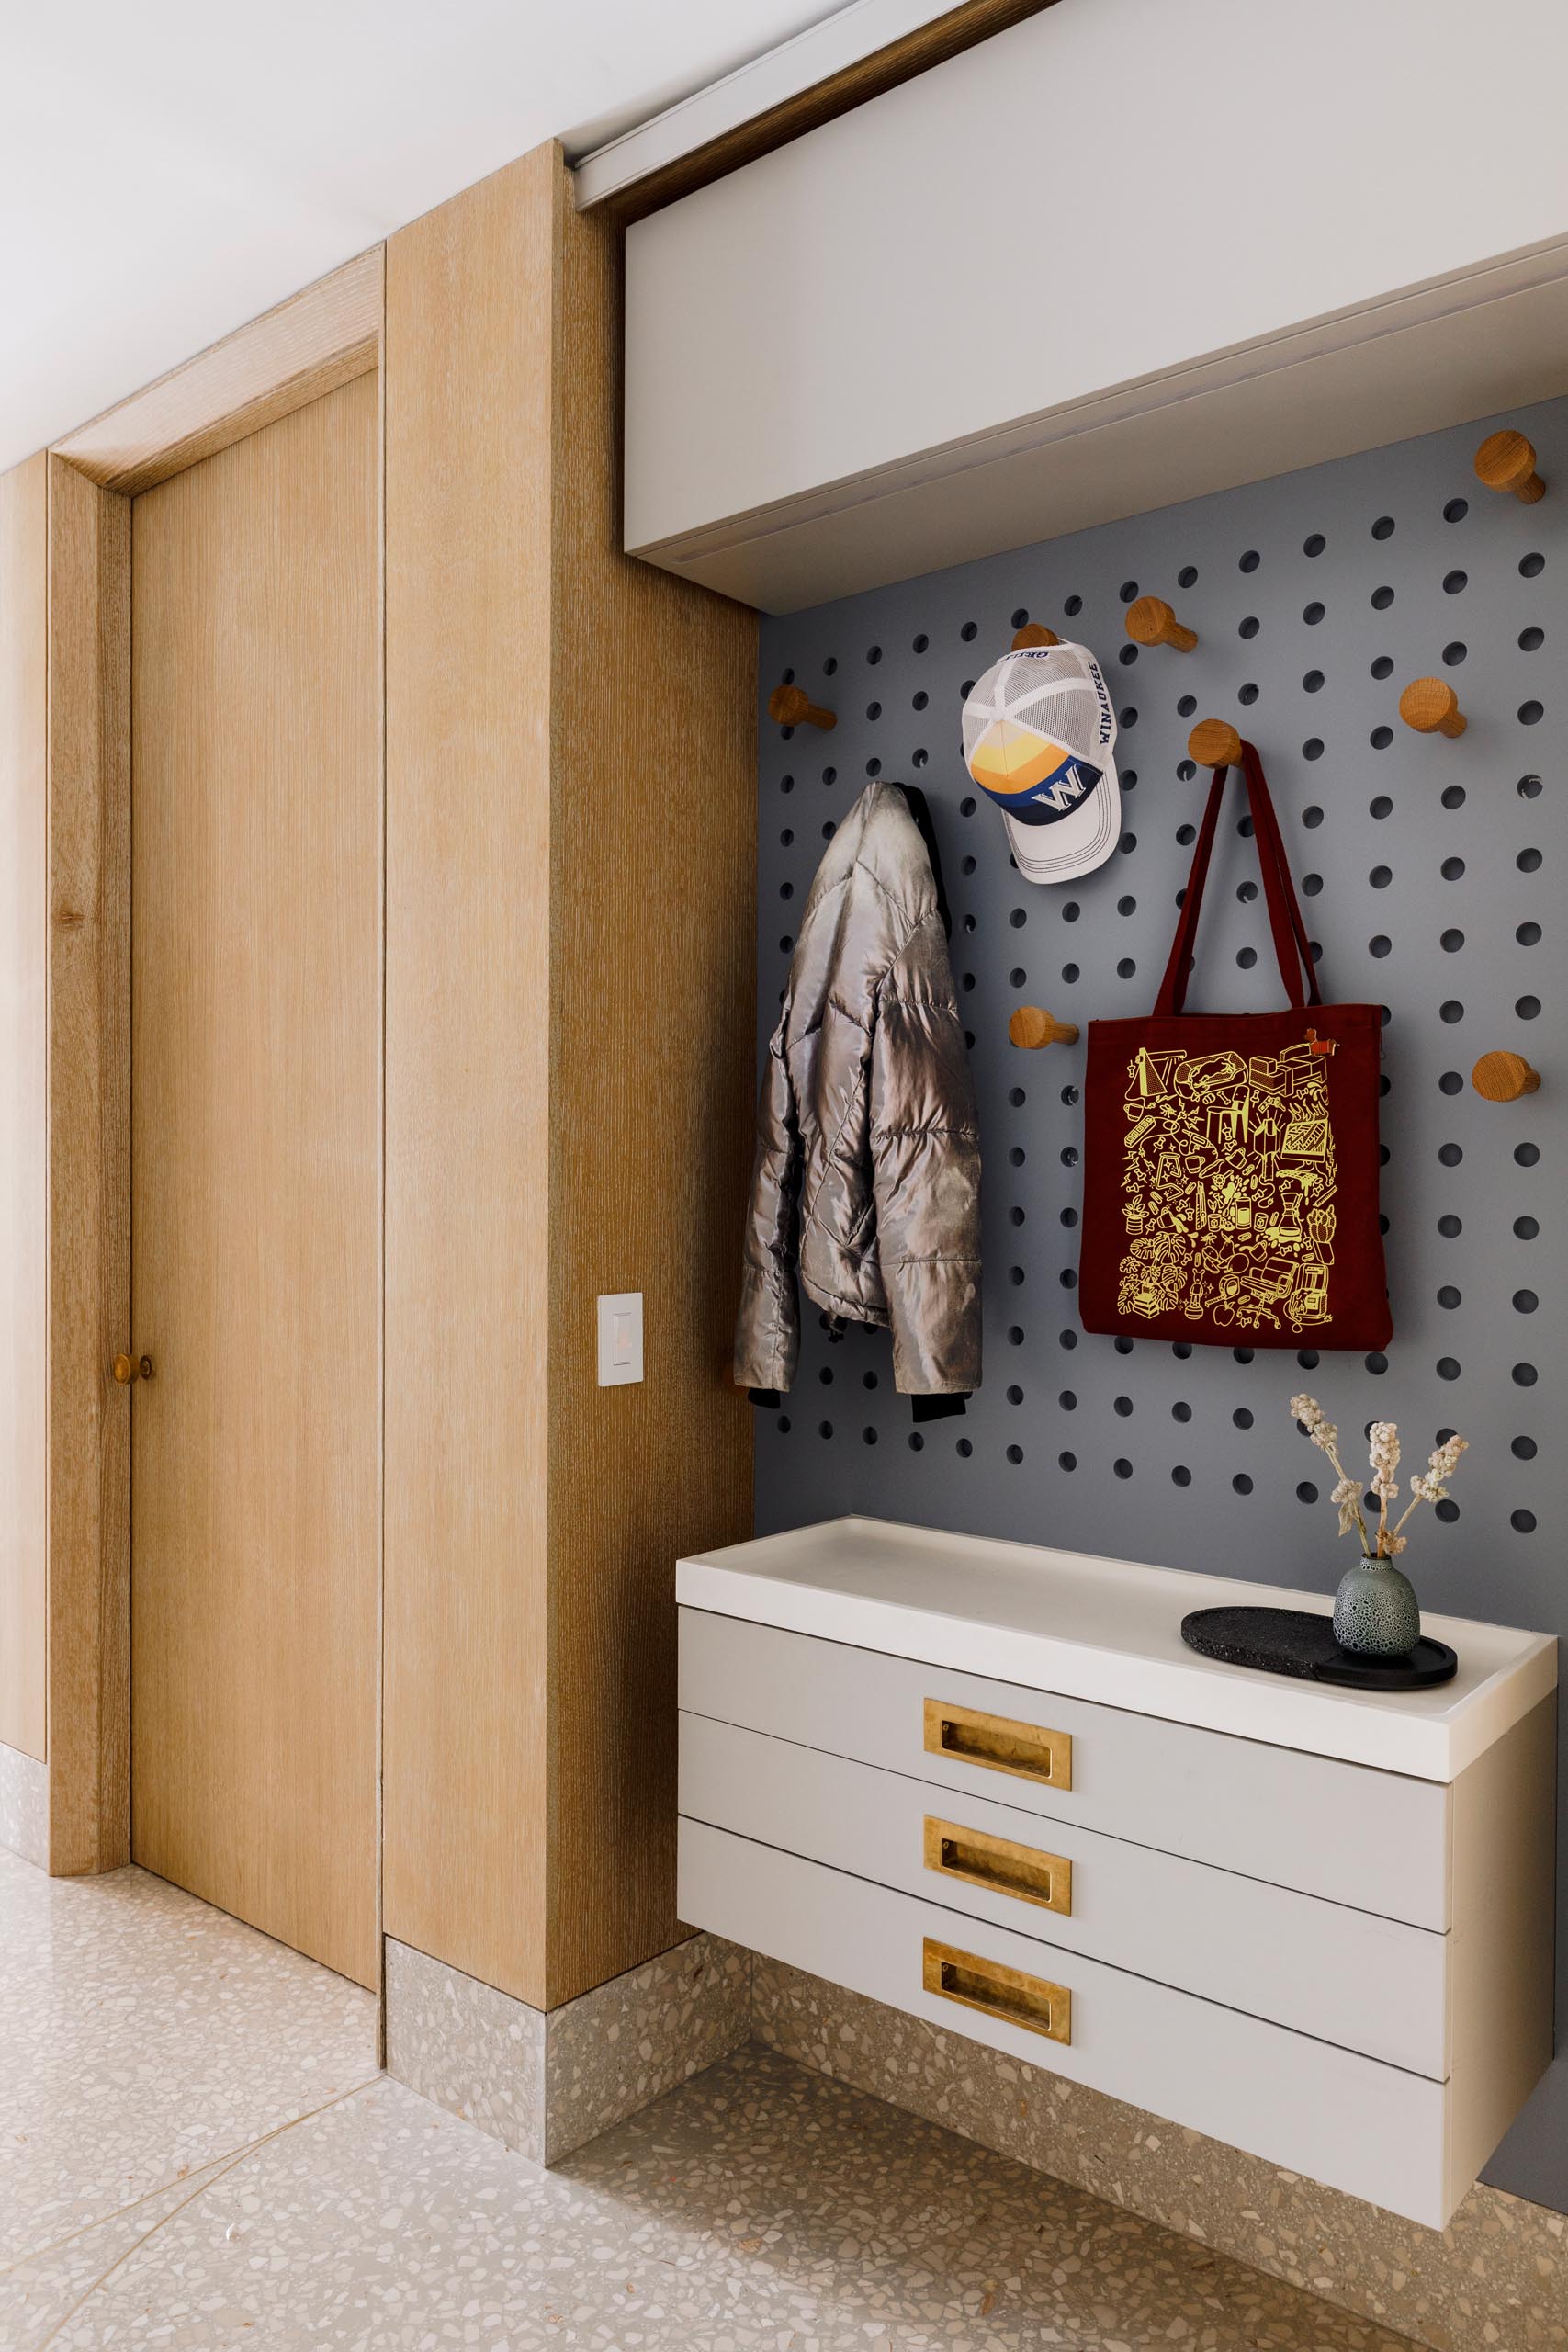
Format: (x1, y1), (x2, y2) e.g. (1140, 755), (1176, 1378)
(680, 1609), (1450, 1928)
(680, 1817), (1449, 2229)
(680, 1713), (1449, 2075)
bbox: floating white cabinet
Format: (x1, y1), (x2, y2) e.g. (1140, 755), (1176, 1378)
(675, 1516), (1557, 2228)
(625, 0), (1568, 611)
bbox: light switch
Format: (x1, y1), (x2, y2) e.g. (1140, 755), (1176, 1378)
(597, 1292), (643, 1386)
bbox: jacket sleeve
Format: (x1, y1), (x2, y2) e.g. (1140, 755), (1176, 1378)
(868, 912), (982, 1393)
(733, 1023), (804, 1391)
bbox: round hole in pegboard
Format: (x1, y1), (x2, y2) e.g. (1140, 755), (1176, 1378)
(1059, 1451), (1077, 1471)
(1010, 1204), (1026, 1226)
(1113, 1395), (1134, 1418)
(1438, 1138), (1464, 1167)
(1009, 967), (1027, 989)
(1517, 774), (1543, 799)
(959, 620), (978, 642)
(1369, 934), (1392, 958)
(1513, 1363), (1539, 1386)
(1517, 920), (1542, 946)
(1172, 1400), (1192, 1422)
(1371, 514), (1395, 540)
(1514, 1290), (1540, 1315)
(1009, 1265), (1025, 1287)
(1517, 845), (1543, 873)
(1119, 711), (1140, 735)
(1062, 962), (1080, 983)
(1370, 655), (1393, 681)
(1513, 1434), (1538, 1460)
(1443, 642), (1467, 667)
(866, 645), (882, 665)
(1371, 585), (1394, 610)
(1442, 570), (1468, 595)
(960, 854), (976, 876)
(1008, 1084), (1026, 1107)
(1301, 873), (1323, 898)
(1118, 579), (1139, 603)
(1518, 699), (1545, 726)
(1060, 1330), (1078, 1350)
(911, 634), (929, 654)
(1515, 1217), (1539, 1247)
(1006, 1444), (1023, 1465)
(1303, 532), (1326, 557)
(907, 1431), (923, 1451)
(1233, 1474), (1253, 1496)
(1302, 805), (1324, 829)
(1009, 906), (1028, 929)
(1233, 1407), (1254, 1430)
(1178, 565), (1199, 588)
(779, 934), (794, 954)
(1438, 999), (1464, 1023)
(1059, 1209), (1078, 1231)
(1369, 864), (1393, 888)
(1303, 601), (1325, 626)
(1119, 643), (1139, 667)
(1238, 684), (1260, 707)
(1444, 496), (1469, 523)
(1435, 1499), (1461, 1523)
(1438, 1214), (1462, 1238)
(1237, 878), (1258, 903)
(1172, 1342), (1193, 1360)
(1517, 994), (1542, 1019)
(1440, 928), (1465, 954)
(818, 1419), (834, 1438)
(1236, 946), (1258, 969)
(1064, 594), (1083, 616)
(1439, 785), (1465, 812)
(1010, 608), (1030, 630)
(1438, 855), (1466, 882)
(861, 1426), (879, 1445)
(822, 764), (837, 785)
(1176, 821), (1197, 845)
(1303, 669), (1325, 693)
(1008, 1145), (1025, 1167)
(1239, 548), (1261, 572)
(1113, 1458), (1134, 1479)
(1297, 1349), (1320, 1370)
(1008, 1383), (1026, 1404)
(1119, 831), (1137, 853)
(1172, 1464), (1192, 1486)
(1116, 956), (1136, 978)
(1365, 1352), (1389, 1374)
(1520, 552), (1545, 578)
(912, 689), (929, 712)
(1518, 626), (1545, 653)
(1296, 1481), (1318, 1505)
(956, 1437), (974, 1457)
(1438, 1070), (1463, 1095)
(780, 775), (795, 796)
(1062, 899), (1081, 922)
(1511, 1510), (1537, 1533)
(1239, 615), (1260, 639)
(1516, 1141), (1540, 1167)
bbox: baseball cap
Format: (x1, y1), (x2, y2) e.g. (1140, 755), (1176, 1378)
(960, 641), (1121, 883)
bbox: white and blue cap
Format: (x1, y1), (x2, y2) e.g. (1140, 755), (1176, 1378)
(960, 640), (1121, 884)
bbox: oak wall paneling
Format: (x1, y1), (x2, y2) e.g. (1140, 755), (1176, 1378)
(0, 455), (49, 1767)
(383, 141), (756, 2012)
(46, 457), (131, 1874)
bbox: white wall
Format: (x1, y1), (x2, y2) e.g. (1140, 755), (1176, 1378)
(626, 0), (1568, 553)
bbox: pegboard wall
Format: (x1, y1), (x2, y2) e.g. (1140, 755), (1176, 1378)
(752, 397), (1566, 2202)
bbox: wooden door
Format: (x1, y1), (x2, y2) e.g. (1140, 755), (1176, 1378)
(130, 373), (380, 1987)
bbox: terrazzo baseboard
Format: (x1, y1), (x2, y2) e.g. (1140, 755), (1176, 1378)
(0, 1740), (47, 1871)
(752, 1954), (1567, 2352)
(385, 1931), (752, 2165)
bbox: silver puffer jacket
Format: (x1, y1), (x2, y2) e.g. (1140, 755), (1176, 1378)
(734, 782), (981, 1396)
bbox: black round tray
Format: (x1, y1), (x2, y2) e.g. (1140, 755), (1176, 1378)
(1181, 1604), (1458, 1690)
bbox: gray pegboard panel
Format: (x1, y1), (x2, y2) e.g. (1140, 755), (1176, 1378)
(751, 397), (1567, 2203)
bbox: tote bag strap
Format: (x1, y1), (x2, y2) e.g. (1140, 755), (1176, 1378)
(1154, 741), (1322, 1015)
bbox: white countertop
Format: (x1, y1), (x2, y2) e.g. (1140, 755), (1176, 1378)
(677, 1516), (1557, 1781)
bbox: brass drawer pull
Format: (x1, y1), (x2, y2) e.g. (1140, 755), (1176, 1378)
(922, 1937), (1071, 2045)
(924, 1699), (1072, 1792)
(923, 1816), (1071, 1916)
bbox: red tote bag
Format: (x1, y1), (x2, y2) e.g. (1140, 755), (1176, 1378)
(1079, 742), (1392, 1351)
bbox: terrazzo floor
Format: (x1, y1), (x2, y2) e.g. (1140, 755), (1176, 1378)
(0, 1847), (1417, 2350)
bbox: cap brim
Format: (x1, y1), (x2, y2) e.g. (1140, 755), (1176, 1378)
(1003, 750), (1122, 883)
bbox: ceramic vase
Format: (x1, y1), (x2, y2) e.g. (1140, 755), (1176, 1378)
(1333, 1554), (1421, 1658)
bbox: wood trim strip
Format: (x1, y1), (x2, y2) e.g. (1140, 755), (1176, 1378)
(46, 456), (131, 1875)
(53, 248), (383, 498)
(599, 0), (1058, 223)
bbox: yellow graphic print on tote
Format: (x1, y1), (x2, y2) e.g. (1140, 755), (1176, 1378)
(1117, 1034), (1339, 1333)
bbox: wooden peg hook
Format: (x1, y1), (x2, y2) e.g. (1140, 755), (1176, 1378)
(1474, 429), (1546, 504)
(1472, 1050), (1541, 1102)
(1011, 622), (1060, 650)
(768, 683), (836, 731)
(1187, 718), (1243, 769)
(1399, 678), (1466, 739)
(1126, 596), (1198, 653)
(1009, 1005), (1079, 1050)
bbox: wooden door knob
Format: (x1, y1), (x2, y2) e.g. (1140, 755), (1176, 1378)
(112, 1352), (153, 1384)
(1474, 429), (1545, 504)
(1187, 718), (1243, 768)
(1010, 622), (1060, 650)
(1472, 1050), (1541, 1102)
(767, 683), (836, 731)
(1126, 596), (1198, 652)
(1399, 677), (1466, 738)
(1009, 1005), (1080, 1049)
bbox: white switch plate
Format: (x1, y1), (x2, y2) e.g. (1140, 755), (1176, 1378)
(597, 1292), (643, 1386)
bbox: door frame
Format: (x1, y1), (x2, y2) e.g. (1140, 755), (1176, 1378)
(44, 248), (384, 1874)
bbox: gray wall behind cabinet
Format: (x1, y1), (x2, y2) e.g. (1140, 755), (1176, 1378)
(753, 396), (1566, 2211)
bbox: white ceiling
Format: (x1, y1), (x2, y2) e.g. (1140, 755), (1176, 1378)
(0, 0), (864, 474)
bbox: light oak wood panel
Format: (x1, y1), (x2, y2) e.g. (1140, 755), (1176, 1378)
(0, 456), (49, 1764)
(601, 0), (1060, 222)
(56, 250), (381, 499)
(383, 143), (755, 2009)
(545, 185), (755, 2004)
(383, 147), (558, 2007)
(46, 458), (131, 1872)
(130, 376), (380, 1984)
